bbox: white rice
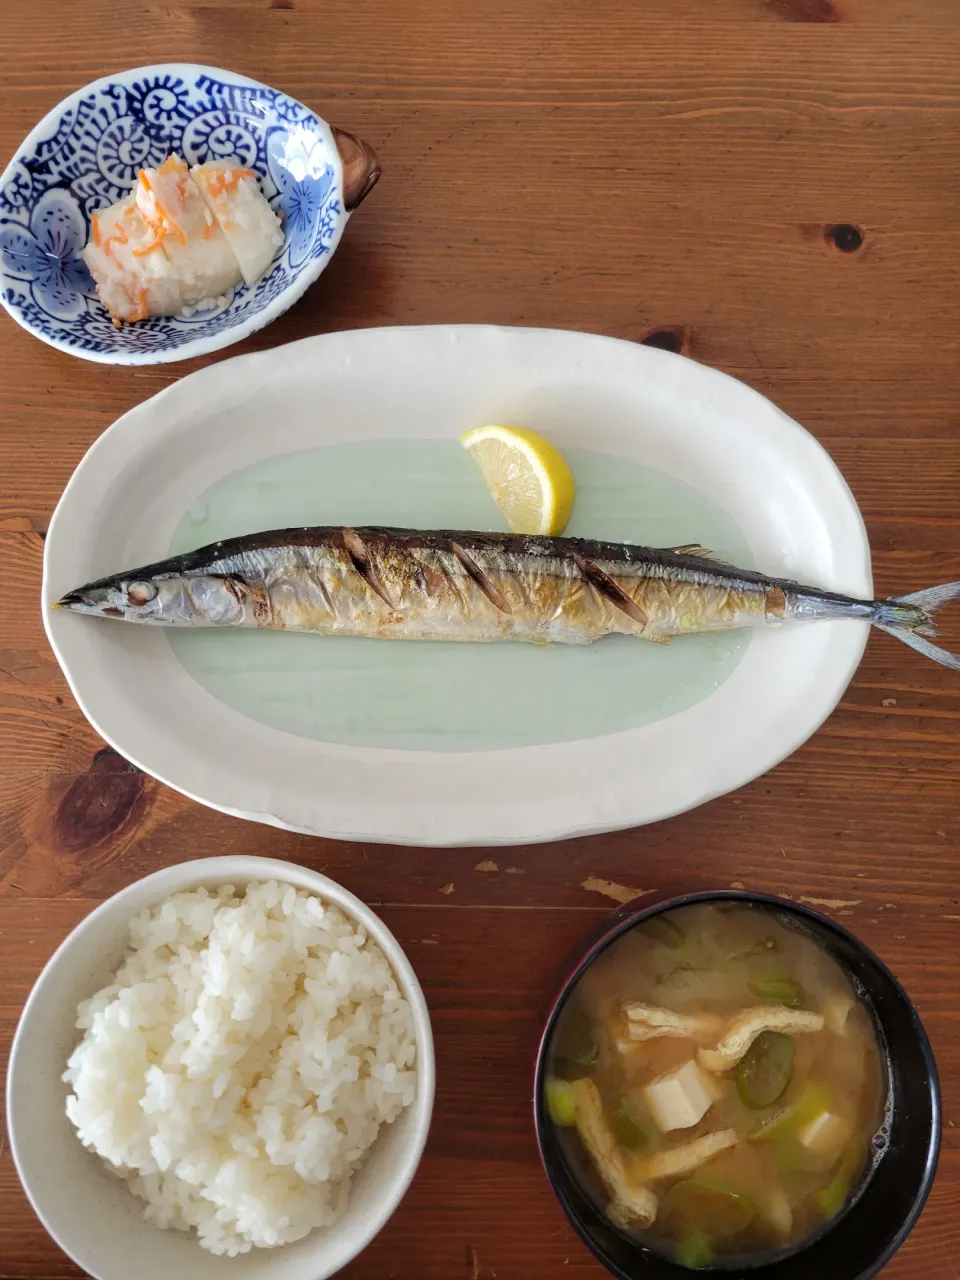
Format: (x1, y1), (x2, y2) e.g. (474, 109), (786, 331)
(63, 881), (416, 1256)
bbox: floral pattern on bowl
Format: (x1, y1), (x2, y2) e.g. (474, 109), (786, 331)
(0, 65), (379, 364)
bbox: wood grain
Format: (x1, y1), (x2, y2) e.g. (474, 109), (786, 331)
(1, 0), (959, 1275)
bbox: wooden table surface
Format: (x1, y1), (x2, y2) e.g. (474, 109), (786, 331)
(2, 1), (959, 1276)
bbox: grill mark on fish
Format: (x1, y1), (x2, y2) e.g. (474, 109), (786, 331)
(574, 554), (648, 627)
(250, 582), (272, 624)
(765, 586), (787, 619)
(418, 555), (463, 609)
(220, 575), (244, 607)
(228, 576), (271, 624)
(450, 541), (512, 614)
(341, 528), (394, 608)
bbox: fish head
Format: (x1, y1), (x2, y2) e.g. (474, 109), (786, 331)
(55, 572), (174, 622)
(54, 571), (245, 625)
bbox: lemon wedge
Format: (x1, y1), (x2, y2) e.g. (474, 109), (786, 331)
(460, 424), (576, 536)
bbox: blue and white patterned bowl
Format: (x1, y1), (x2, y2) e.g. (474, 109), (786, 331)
(0, 64), (380, 364)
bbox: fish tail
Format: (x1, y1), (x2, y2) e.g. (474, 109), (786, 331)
(871, 582), (960, 671)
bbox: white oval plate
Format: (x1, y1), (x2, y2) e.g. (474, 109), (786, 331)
(43, 326), (871, 845)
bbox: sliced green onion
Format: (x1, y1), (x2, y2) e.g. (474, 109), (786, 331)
(735, 1031), (794, 1109)
(571, 1028), (599, 1066)
(774, 1135), (804, 1178)
(544, 1076), (577, 1127)
(750, 975), (802, 1007)
(753, 1080), (833, 1142)
(644, 915), (686, 949)
(817, 1148), (862, 1218)
(613, 1098), (648, 1150)
(656, 966), (728, 1004)
(728, 936), (777, 960)
(669, 1179), (756, 1237)
(676, 1230), (715, 1270)
(554, 1007), (599, 1068)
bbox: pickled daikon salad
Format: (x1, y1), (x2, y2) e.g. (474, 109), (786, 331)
(544, 904), (887, 1269)
(82, 154), (284, 324)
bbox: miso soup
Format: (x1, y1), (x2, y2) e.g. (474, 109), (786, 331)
(544, 903), (887, 1269)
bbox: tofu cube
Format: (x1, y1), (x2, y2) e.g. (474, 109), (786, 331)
(797, 1110), (847, 1156)
(644, 1060), (716, 1133)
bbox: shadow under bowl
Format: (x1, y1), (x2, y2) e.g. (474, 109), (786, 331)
(533, 890), (940, 1280)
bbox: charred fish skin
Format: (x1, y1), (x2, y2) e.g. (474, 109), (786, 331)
(54, 526), (960, 670)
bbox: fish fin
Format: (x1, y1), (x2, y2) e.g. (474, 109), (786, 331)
(668, 544), (716, 559)
(873, 625), (960, 671)
(872, 581), (960, 671)
(666, 544), (743, 573)
(894, 581), (960, 621)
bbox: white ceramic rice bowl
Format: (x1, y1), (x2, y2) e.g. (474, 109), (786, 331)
(5, 856), (435, 1280)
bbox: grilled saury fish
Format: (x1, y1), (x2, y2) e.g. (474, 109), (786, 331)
(54, 526), (960, 670)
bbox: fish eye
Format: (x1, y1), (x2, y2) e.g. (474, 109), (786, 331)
(126, 580), (158, 606)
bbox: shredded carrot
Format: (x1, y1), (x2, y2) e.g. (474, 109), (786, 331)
(102, 220), (130, 258)
(91, 212), (101, 246)
(131, 288), (148, 322)
(204, 167), (256, 198)
(132, 230), (165, 257)
(158, 155), (186, 176)
(156, 193), (188, 246)
(138, 168), (188, 246)
(140, 204), (166, 237)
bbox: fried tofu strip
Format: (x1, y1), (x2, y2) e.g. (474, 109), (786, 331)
(635, 1129), (738, 1181)
(698, 1007), (824, 1073)
(622, 1002), (723, 1043)
(823, 993), (854, 1036)
(570, 1078), (658, 1228)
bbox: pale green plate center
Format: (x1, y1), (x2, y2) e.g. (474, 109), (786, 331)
(168, 442), (752, 751)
